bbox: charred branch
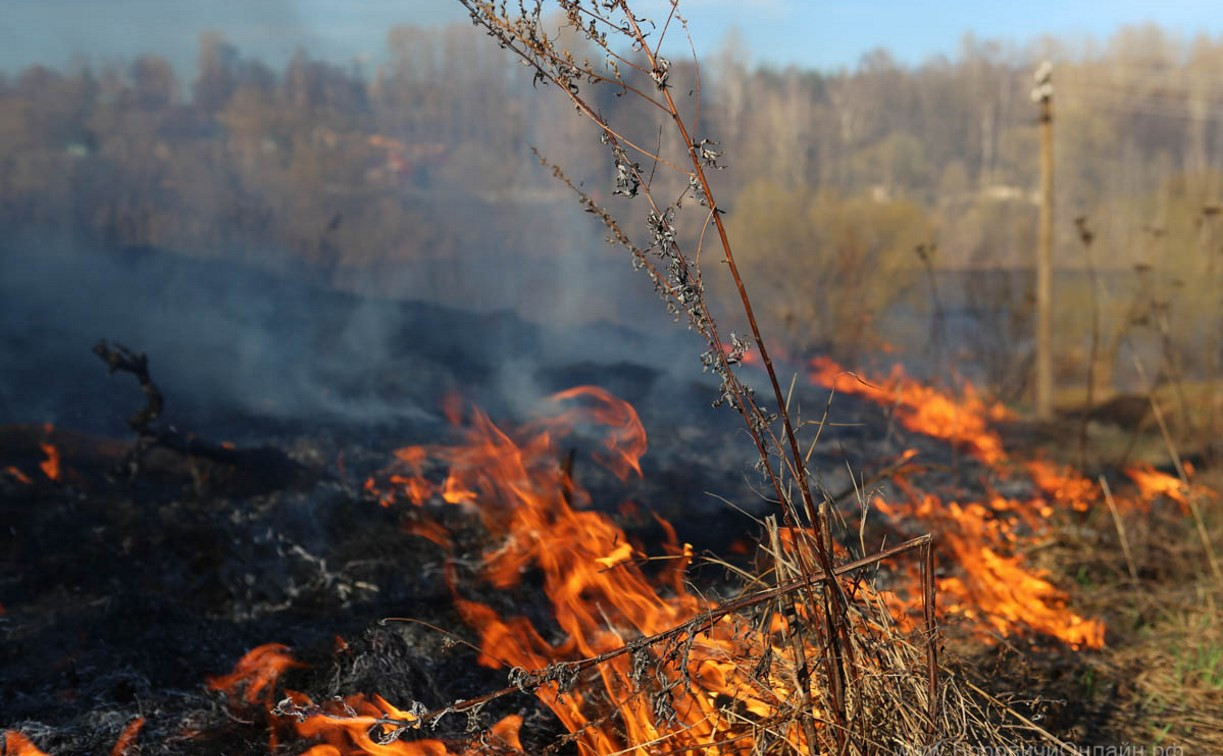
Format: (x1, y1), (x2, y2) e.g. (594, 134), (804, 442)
(93, 340), (163, 434)
(92, 339), (309, 491)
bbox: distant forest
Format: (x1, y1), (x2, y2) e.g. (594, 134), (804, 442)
(3, 21), (1222, 396)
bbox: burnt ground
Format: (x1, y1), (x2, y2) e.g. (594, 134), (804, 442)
(0, 426), (510, 753)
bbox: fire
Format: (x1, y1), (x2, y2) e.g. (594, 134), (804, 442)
(807, 357), (1218, 648)
(291, 693), (434, 754)
(811, 358), (1107, 648)
(314, 387), (813, 753)
(288, 693), (523, 755)
(288, 694), (523, 755)
(207, 642), (306, 750)
(109, 717), (145, 756)
(38, 424), (60, 482)
(214, 368), (1209, 751)
(38, 443), (59, 481)
(809, 356), (1010, 465)
(534, 386), (649, 480)
(1125, 464), (1190, 511)
(3, 466), (32, 485)
(926, 497), (1105, 648)
(206, 643), (305, 711)
(875, 475), (1106, 649)
(332, 369), (1190, 750)
(1026, 460), (1097, 513)
(2, 731), (49, 756)
(206, 646), (510, 754)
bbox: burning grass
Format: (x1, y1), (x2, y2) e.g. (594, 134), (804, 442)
(809, 359), (1222, 747)
(176, 362), (1214, 753)
(807, 357), (1223, 653)
(1024, 461), (1223, 748)
(324, 387), (982, 753)
(5, 357), (1219, 753)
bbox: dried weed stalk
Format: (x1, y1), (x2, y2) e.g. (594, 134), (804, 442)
(450, 0), (943, 750)
(346, 1), (1022, 751)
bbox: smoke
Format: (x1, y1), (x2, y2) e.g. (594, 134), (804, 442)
(0, 12), (723, 443)
(0, 231), (712, 443)
(0, 234), (436, 436)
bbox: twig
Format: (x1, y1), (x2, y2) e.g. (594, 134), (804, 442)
(92, 339), (306, 485)
(1098, 475), (1139, 583)
(962, 680), (1079, 754)
(921, 537), (940, 733)
(361, 535), (932, 730)
(93, 340), (164, 434)
(1130, 352), (1221, 581)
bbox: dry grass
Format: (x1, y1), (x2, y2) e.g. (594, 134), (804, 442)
(1014, 457), (1223, 748)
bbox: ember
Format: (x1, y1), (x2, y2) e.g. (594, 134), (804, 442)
(108, 717), (144, 756)
(38, 425), (60, 482)
(206, 643), (306, 712)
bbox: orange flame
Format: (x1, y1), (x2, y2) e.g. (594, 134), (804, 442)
(278, 367), (1145, 750)
(1026, 460), (1098, 513)
(811, 359), (1106, 649)
(293, 693), (426, 754)
(109, 717), (145, 756)
(532, 386), (649, 480)
(206, 643), (306, 711)
(927, 497), (1105, 648)
(38, 443), (60, 481)
(875, 477), (1105, 649)
(1125, 464), (1189, 512)
(2, 732), (50, 756)
(206, 644), (332, 752)
(206, 646), (503, 754)
(809, 357), (1010, 465)
(3, 466), (32, 485)
(207, 642), (307, 750)
(287, 692), (522, 755)
(38, 424), (61, 481)
(330, 387), (811, 753)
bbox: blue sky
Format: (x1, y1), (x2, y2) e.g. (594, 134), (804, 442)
(3, 0), (1222, 76)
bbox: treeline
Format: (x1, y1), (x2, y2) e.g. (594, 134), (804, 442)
(2, 21), (1222, 397)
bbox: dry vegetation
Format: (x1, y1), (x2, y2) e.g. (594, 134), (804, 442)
(4, 1), (1222, 754)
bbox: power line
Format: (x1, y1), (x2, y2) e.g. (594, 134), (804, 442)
(1059, 90), (1223, 122)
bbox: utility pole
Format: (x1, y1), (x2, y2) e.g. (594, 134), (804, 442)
(1032, 61), (1054, 420)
